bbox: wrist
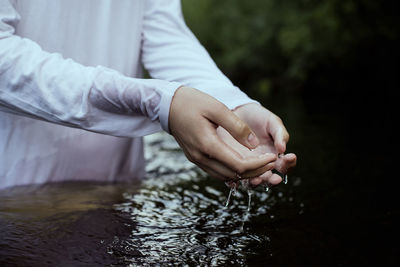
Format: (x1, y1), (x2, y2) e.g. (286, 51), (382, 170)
(159, 83), (184, 134)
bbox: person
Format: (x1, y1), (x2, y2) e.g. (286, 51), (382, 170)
(0, 0), (296, 190)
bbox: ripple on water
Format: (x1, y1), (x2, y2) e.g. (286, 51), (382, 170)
(114, 187), (274, 266)
(0, 132), (300, 266)
(108, 133), (288, 266)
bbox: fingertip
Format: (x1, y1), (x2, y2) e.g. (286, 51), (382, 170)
(269, 174), (283, 185)
(285, 153), (297, 161)
(275, 141), (286, 154)
(285, 153), (297, 167)
(273, 126), (289, 153)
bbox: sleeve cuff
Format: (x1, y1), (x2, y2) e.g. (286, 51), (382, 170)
(159, 81), (182, 133)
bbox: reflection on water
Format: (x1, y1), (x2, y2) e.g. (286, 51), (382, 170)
(113, 133), (299, 266)
(0, 183), (133, 266)
(1, 94), (397, 266)
(0, 131), (301, 266)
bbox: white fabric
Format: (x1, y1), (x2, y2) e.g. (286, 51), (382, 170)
(0, 0), (256, 189)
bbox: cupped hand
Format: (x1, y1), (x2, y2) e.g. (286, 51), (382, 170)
(218, 103), (297, 187)
(168, 87), (277, 181)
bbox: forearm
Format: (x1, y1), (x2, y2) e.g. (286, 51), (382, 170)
(0, 0), (182, 137)
(0, 35), (182, 137)
(142, 0), (258, 112)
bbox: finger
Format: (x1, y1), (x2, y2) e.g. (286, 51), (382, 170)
(199, 157), (236, 179)
(275, 153), (297, 173)
(176, 118), (276, 178)
(261, 170), (282, 185)
(270, 173), (284, 184)
(267, 115), (290, 154)
(249, 166), (284, 186)
(249, 177), (263, 186)
(197, 162), (229, 181)
(201, 154), (275, 181)
(202, 133), (277, 175)
(266, 154), (297, 185)
(257, 170), (272, 184)
(240, 162), (275, 180)
(285, 153), (297, 169)
(259, 170), (274, 184)
(205, 103), (259, 149)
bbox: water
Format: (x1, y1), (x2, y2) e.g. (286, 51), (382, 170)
(0, 94), (398, 266)
(224, 186), (236, 207)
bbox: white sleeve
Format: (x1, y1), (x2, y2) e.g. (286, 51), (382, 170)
(142, 0), (258, 127)
(0, 0), (181, 138)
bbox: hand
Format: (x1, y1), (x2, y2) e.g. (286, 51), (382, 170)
(168, 87), (277, 181)
(217, 103), (297, 187)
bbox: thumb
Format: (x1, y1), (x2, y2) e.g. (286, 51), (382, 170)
(206, 103), (259, 149)
(267, 115), (289, 154)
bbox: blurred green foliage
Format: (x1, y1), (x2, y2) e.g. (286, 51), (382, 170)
(182, 0), (398, 98)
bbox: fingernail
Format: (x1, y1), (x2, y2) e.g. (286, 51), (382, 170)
(247, 133), (258, 147)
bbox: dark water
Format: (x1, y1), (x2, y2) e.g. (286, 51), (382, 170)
(0, 94), (398, 266)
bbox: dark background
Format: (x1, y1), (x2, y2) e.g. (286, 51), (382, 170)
(182, 0), (398, 99)
(182, 0), (398, 172)
(182, 0), (398, 163)
(182, 1), (399, 265)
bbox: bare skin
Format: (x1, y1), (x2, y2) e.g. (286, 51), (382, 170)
(169, 86), (296, 185)
(230, 103), (296, 186)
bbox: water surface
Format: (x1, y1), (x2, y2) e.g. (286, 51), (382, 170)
(1, 94), (398, 266)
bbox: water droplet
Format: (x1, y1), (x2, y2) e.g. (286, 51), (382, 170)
(283, 174), (288, 184)
(247, 189), (253, 212)
(225, 186), (236, 207)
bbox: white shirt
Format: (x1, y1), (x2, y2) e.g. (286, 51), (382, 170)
(0, 0), (255, 189)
